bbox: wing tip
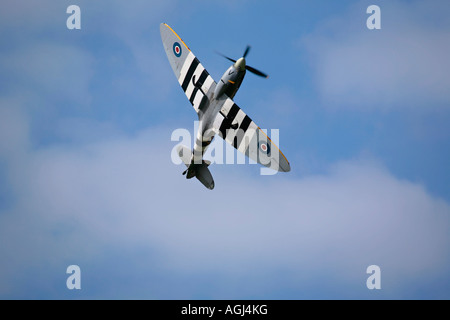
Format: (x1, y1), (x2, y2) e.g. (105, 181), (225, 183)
(277, 156), (291, 173)
(159, 22), (191, 51)
(277, 149), (290, 172)
(281, 162), (291, 172)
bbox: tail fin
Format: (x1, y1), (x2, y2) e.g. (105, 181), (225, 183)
(177, 145), (215, 190)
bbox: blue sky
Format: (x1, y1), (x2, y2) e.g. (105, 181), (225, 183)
(0, 0), (449, 299)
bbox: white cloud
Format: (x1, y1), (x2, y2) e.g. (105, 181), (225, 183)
(301, 0), (450, 111)
(0, 0), (63, 34)
(0, 99), (29, 158)
(0, 0), (177, 110)
(0, 109), (448, 298)
(0, 43), (94, 106)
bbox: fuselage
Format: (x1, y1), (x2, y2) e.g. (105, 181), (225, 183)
(189, 58), (247, 169)
(214, 57), (247, 100)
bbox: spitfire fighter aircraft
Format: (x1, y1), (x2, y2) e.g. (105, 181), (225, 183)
(160, 23), (290, 189)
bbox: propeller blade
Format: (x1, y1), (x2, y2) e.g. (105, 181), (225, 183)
(215, 51), (236, 63)
(246, 65), (268, 78)
(217, 47), (268, 78)
(243, 45), (251, 58)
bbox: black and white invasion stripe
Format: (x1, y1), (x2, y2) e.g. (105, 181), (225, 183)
(177, 52), (215, 113)
(191, 126), (215, 164)
(216, 98), (258, 154)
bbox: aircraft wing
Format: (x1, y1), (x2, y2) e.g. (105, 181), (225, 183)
(160, 23), (216, 114)
(212, 98), (291, 172)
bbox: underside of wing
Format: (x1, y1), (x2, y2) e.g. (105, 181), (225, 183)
(213, 98), (291, 172)
(160, 23), (216, 114)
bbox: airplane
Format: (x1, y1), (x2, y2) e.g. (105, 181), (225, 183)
(160, 23), (290, 190)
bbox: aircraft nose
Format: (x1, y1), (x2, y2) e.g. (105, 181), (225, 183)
(234, 57), (246, 71)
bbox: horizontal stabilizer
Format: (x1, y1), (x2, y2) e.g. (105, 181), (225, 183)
(176, 145), (215, 190)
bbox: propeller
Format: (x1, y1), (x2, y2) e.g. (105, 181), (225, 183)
(216, 45), (268, 78)
(243, 45), (251, 58)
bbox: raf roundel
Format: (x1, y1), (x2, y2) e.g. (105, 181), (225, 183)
(173, 42), (182, 57)
(258, 141), (271, 155)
